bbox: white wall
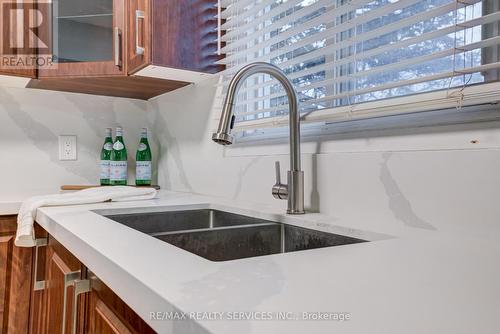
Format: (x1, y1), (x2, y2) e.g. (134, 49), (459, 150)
(150, 77), (500, 239)
(0, 86), (158, 202)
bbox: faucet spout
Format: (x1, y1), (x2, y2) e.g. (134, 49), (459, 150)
(212, 62), (305, 214)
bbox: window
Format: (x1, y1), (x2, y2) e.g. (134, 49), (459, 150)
(217, 0), (500, 141)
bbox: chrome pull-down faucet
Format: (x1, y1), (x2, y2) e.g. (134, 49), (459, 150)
(212, 62), (305, 214)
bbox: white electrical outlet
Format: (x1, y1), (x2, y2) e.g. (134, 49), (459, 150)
(58, 135), (77, 161)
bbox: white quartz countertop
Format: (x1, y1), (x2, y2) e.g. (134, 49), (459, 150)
(34, 191), (500, 334)
(0, 201), (22, 215)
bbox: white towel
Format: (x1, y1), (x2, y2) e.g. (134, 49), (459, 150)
(15, 186), (157, 247)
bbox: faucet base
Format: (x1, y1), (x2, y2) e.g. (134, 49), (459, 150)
(287, 170), (305, 214)
(287, 209), (306, 215)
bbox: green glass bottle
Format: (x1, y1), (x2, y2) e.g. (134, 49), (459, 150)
(100, 128), (113, 185)
(110, 127), (128, 186)
(136, 128), (152, 186)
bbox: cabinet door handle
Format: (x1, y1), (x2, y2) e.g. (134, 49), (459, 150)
(135, 10), (145, 55)
(114, 27), (122, 67)
(62, 271), (81, 334)
(33, 238), (48, 291)
(71, 279), (91, 334)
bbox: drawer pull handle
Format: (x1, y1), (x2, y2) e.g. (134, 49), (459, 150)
(71, 279), (91, 334)
(33, 238), (48, 291)
(62, 271), (80, 334)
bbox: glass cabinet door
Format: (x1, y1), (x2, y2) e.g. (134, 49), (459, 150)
(40, 0), (124, 77)
(53, 0), (113, 63)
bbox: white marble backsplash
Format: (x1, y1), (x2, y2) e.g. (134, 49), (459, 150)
(149, 76), (500, 240)
(0, 86), (158, 202)
(1, 78), (500, 240)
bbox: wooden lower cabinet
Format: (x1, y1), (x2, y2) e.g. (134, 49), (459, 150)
(0, 215), (33, 334)
(85, 276), (155, 334)
(42, 237), (84, 334)
(31, 228), (155, 334)
(0, 218), (154, 334)
(87, 295), (132, 334)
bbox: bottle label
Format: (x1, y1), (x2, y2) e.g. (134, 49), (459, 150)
(110, 161), (128, 181)
(138, 143), (148, 151)
(136, 161), (152, 181)
(113, 141), (124, 150)
(100, 160), (110, 179)
(103, 143), (113, 151)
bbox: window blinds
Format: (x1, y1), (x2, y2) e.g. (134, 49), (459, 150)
(218, 0), (500, 138)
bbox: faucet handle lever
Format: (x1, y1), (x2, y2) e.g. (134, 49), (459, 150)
(274, 161), (281, 185)
(272, 161), (288, 200)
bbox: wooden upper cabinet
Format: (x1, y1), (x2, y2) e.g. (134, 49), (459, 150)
(151, 0), (223, 73)
(128, 0), (225, 80)
(0, 0), (37, 78)
(2, 0), (225, 99)
(38, 0), (126, 78)
(37, 0), (224, 79)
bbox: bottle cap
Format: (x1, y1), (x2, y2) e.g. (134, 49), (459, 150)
(105, 128), (112, 136)
(141, 128), (148, 138)
(116, 127), (123, 136)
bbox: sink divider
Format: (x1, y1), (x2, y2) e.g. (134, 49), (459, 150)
(148, 222), (279, 238)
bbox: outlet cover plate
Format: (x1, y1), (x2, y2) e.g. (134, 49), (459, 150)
(59, 135), (77, 160)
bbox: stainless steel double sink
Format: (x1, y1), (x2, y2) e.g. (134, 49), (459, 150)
(104, 209), (367, 262)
